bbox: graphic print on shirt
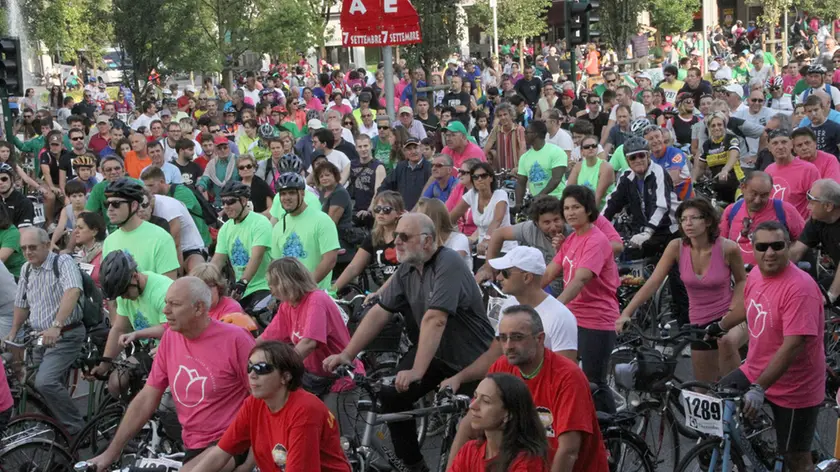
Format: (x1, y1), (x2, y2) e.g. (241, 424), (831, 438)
(536, 406), (556, 437)
(528, 162), (548, 187)
(272, 444), (288, 469)
(282, 232), (307, 259)
(172, 364), (208, 408)
(562, 256), (575, 284)
(230, 238), (250, 269)
(181, 172), (194, 186)
(736, 231), (753, 255)
(747, 297), (770, 338)
(375, 247), (399, 276)
(134, 310), (150, 330)
(772, 180), (789, 201)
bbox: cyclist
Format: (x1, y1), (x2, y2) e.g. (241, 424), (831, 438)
(141, 165), (213, 247)
(195, 341), (350, 471)
(449, 374), (550, 471)
(101, 178), (179, 278)
(270, 172), (340, 290)
(189, 263), (244, 321)
(324, 213), (494, 472)
(268, 154), (321, 224)
(142, 188), (207, 272)
(617, 198), (746, 384)
(791, 179), (840, 296)
(85, 155), (134, 231)
(197, 136), (241, 207)
(764, 128), (821, 220)
(447, 305), (608, 472)
(0, 162), (35, 228)
(692, 111), (744, 205)
(567, 134), (615, 208)
(712, 221), (824, 472)
(210, 181), (273, 312)
(643, 125), (694, 200)
(86, 277), (255, 472)
(514, 121), (567, 210)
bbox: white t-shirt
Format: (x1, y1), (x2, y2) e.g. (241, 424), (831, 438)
(359, 122), (378, 139)
(308, 149), (351, 174)
(609, 101), (646, 121)
(462, 189), (517, 253)
(242, 86), (260, 106)
(131, 113), (160, 131)
(445, 232), (472, 272)
(546, 129), (574, 152)
(732, 106), (775, 156)
(152, 194), (205, 252)
(498, 295), (578, 352)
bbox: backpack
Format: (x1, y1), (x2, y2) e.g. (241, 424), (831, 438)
(22, 255), (104, 331)
(727, 198), (787, 232)
(802, 84), (835, 109)
(168, 183), (219, 228)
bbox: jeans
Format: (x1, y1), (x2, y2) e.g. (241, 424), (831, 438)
(578, 326), (617, 413)
(33, 325), (85, 435)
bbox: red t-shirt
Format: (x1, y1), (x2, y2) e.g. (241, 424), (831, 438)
(765, 158), (821, 220)
(719, 199), (805, 266)
(450, 440), (549, 472)
(218, 390), (350, 472)
(489, 349), (609, 472)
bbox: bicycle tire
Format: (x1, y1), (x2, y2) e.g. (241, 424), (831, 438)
(2, 413), (71, 448)
(69, 405), (126, 460)
(675, 437), (747, 472)
(632, 401), (681, 471)
(812, 398), (838, 463)
(0, 438), (76, 471)
(602, 428), (656, 472)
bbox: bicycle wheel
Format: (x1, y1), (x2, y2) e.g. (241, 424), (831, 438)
(70, 406), (126, 460)
(0, 438), (76, 471)
(1, 413), (71, 448)
(602, 428), (656, 472)
(812, 398), (838, 463)
(632, 401), (680, 471)
(676, 437), (747, 472)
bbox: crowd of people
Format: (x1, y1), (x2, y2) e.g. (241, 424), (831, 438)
(0, 25), (839, 469)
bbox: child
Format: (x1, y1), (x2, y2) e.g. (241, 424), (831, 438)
(470, 111), (490, 148)
(420, 137), (435, 161)
(51, 180), (88, 251)
(69, 154), (98, 192)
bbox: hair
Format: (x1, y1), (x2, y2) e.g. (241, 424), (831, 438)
(77, 211), (107, 242)
(470, 161), (497, 191)
(139, 165), (165, 182)
(21, 226), (50, 245)
(495, 102), (516, 118)
(815, 179), (840, 206)
(570, 119), (594, 136)
(501, 304), (544, 333)
(0, 140), (18, 169)
(528, 120), (548, 137)
(175, 138), (195, 152)
(313, 128), (335, 149)
(804, 94), (824, 108)
(528, 195), (564, 223)
(390, 126), (409, 164)
(314, 161), (341, 184)
(68, 127), (85, 140)
(266, 258), (318, 303)
(749, 220), (790, 242)
(704, 111), (728, 130)
(664, 65), (679, 76)
(561, 185), (598, 223)
(614, 104), (632, 118)
(341, 112), (360, 139)
(65, 179), (87, 197)
(250, 341), (304, 391)
(482, 373), (549, 472)
(676, 197), (721, 245)
(189, 262), (229, 296)
(371, 191), (405, 246)
(434, 153), (454, 167)
(147, 140), (164, 153)
(238, 154), (256, 168)
(414, 197), (458, 246)
(790, 126), (816, 142)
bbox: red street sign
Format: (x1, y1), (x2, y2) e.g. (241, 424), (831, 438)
(340, 0), (423, 47)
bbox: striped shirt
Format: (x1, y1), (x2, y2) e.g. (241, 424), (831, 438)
(14, 253), (83, 331)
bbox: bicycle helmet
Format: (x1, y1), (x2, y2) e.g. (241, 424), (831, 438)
(662, 106), (678, 116)
(275, 172), (305, 191)
(219, 180), (251, 199)
(223, 103), (237, 114)
(72, 155), (96, 168)
(629, 118), (652, 137)
(100, 250), (138, 300)
(278, 153), (303, 174)
(807, 64), (827, 75)
(104, 178), (145, 203)
(258, 123), (278, 140)
(0, 163), (14, 177)
(765, 76), (784, 90)
(220, 312), (259, 334)
(259, 88), (274, 96)
(623, 136), (650, 155)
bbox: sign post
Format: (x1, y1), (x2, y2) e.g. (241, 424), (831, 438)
(341, 0), (423, 120)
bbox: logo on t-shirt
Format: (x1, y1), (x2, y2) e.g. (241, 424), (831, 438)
(528, 162), (548, 187)
(134, 310), (150, 330)
(772, 182), (788, 200)
(561, 256), (575, 284)
(181, 172), (194, 186)
(746, 298), (769, 338)
(536, 406), (555, 437)
(272, 444), (288, 469)
(172, 365), (207, 408)
(230, 237), (250, 269)
(282, 232), (308, 259)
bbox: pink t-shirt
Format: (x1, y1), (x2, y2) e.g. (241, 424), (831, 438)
(442, 143), (487, 177)
(593, 214), (622, 246)
(833, 70), (840, 87)
(782, 74), (800, 95)
(765, 158), (821, 220)
(0, 357), (13, 412)
(741, 263), (825, 409)
(446, 183), (477, 236)
(719, 199), (805, 266)
(261, 290), (363, 392)
(803, 150), (840, 182)
(209, 296), (244, 321)
(147, 320), (255, 449)
(553, 226), (620, 330)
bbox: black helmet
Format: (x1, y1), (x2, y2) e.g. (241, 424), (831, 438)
(104, 178), (145, 203)
(0, 163), (14, 178)
(220, 180), (251, 199)
(275, 172), (305, 191)
(279, 153), (303, 174)
(100, 250), (138, 300)
(623, 136), (650, 155)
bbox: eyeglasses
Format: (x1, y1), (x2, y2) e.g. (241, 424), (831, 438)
(607, 79), (618, 84)
(495, 333), (534, 343)
(21, 244), (42, 252)
(373, 205), (394, 214)
(740, 217), (752, 238)
(362, 114), (373, 118)
(71, 137), (85, 141)
(807, 191), (829, 203)
(680, 215), (705, 224)
(105, 200), (129, 209)
(432, 163), (451, 169)
(221, 198), (240, 206)
(378, 126), (390, 130)
(247, 362), (276, 375)
(499, 268), (521, 279)
(140, 200), (150, 209)
(103, 166), (122, 173)
(754, 241), (787, 252)
(238, 164), (254, 170)
(0, 176), (9, 182)
(458, 169), (470, 175)
(682, 99), (694, 104)
(750, 98), (766, 103)
(209, 128), (221, 133)
(471, 172), (491, 180)
(581, 143), (598, 150)
(393, 231), (429, 242)
(626, 152), (648, 162)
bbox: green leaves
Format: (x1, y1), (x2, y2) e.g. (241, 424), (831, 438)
(471, 0), (552, 42)
(648, 0), (699, 36)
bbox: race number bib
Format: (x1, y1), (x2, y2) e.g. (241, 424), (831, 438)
(33, 203), (45, 225)
(681, 390), (724, 437)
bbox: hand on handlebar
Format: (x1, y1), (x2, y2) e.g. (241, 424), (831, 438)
(85, 451), (117, 471)
(629, 232), (651, 248)
(395, 368), (423, 393)
(85, 362), (111, 381)
(704, 321), (727, 341)
(119, 332), (138, 347)
(615, 314), (632, 334)
(323, 351), (354, 373)
(439, 375), (462, 394)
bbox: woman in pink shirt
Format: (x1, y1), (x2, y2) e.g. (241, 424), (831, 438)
(446, 158), (481, 236)
(302, 87), (324, 112)
(542, 185), (620, 413)
(190, 263), (245, 321)
(616, 198), (746, 384)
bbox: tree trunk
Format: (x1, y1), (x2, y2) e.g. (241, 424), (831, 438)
(520, 37), (526, 71)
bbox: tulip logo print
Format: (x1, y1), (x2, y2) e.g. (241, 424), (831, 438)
(747, 299), (768, 338)
(772, 183), (787, 200)
(562, 256), (574, 284)
(173, 365), (207, 408)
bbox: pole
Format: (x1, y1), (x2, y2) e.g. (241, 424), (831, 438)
(0, 86), (12, 142)
(783, 8), (789, 65)
(383, 46), (395, 121)
(492, 0), (499, 58)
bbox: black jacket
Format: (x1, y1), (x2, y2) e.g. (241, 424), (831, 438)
(603, 163), (679, 236)
(1, 189), (35, 228)
(377, 159), (431, 210)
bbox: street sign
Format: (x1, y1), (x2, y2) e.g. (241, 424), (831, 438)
(340, 0), (423, 48)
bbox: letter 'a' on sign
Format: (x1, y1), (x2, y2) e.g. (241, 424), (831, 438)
(340, 0), (423, 48)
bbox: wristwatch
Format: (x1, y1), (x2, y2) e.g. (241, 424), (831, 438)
(51, 319), (64, 329)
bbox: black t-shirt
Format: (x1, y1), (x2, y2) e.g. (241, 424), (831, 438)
(578, 113), (610, 140)
(320, 184), (353, 232)
(646, 107), (663, 124)
(360, 234), (399, 286)
(545, 55), (561, 74)
(335, 139), (360, 163)
(672, 115), (699, 148)
(800, 218), (840, 266)
(58, 150), (86, 180)
(554, 105), (581, 130)
(514, 77), (542, 107)
(173, 161), (203, 187)
(350, 159), (383, 212)
(416, 113), (440, 135)
(442, 91), (472, 121)
(1, 189), (34, 227)
(248, 176), (274, 214)
(678, 81), (713, 105)
(38, 150), (61, 186)
(809, 120), (840, 158)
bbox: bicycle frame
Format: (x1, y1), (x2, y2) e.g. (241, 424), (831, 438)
(708, 398), (781, 472)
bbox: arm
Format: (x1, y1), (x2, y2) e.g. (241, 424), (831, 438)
(99, 315), (133, 368)
(449, 199), (469, 225)
(557, 268), (594, 305)
(405, 309), (448, 381)
(485, 200), (508, 235)
(717, 149), (739, 177)
(327, 205), (344, 225)
(340, 166), (350, 186)
(616, 241), (679, 329)
(211, 252), (228, 271)
(16, 165), (40, 190)
(294, 337), (319, 359)
(342, 304), (392, 358)
(567, 163), (581, 186)
(168, 217), (185, 269)
(542, 261), (562, 289)
(332, 249), (372, 291)
(444, 341), (502, 389)
(753, 335), (808, 390)
(476, 226), (516, 282)
(261, 197), (273, 219)
(789, 241), (809, 263)
(724, 240), (746, 314)
(0, 248), (12, 263)
(692, 159), (708, 182)
(241, 245), (267, 283)
(58, 169), (67, 195)
(6, 307), (30, 340)
(53, 288), (82, 327)
(50, 209), (69, 249)
(552, 431), (583, 472)
(127, 325), (167, 341)
(312, 249), (338, 286)
(514, 174), (528, 208)
(539, 166), (566, 196)
(594, 162), (615, 207)
(41, 165), (58, 191)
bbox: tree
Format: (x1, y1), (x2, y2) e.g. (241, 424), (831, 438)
(401, 0), (462, 72)
(648, 0), (699, 38)
(597, 0), (645, 59)
(472, 0), (552, 69)
(19, 0), (113, 68)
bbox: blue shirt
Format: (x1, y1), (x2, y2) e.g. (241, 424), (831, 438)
(799, 109), (840, 128)
(142, 162), (183, 184)
(652, 146), (693, 200)
(422, 176), (458, 202)
(400, 80), (427, 108)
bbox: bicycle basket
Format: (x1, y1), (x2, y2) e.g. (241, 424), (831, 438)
(634, 346), (677, 391)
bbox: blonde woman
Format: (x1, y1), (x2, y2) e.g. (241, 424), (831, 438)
(415, 197), (472, 271)
(189, 263), (244, 321)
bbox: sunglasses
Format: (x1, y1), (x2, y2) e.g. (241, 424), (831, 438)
(209, 128), (221, 133)
(378, 126), (390, 130)
(607, 79), (618, 84)
(105, 200), (129, 209)
(432, 163), (451, 169)
(458, 169), (470, 175)
(471, 173), (491, 180)
(247, 362), (276, 375)
(373, 205), (394, 214)
(754, 241), (786, 252)
(140, 201), (151, 209)
(221, 198), (240, 206)
(581, 143), (598, 150)
(626, 152), (648, 162)
(0, 176), (10, 182)
(393, 231), (428, 242)
(71, 137), (85, 141)
(238, 164), (254, 170)
(588, 101), (601, 105)
(499, 268), (520, 279)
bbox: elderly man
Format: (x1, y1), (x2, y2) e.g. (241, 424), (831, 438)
(197, 136), (240, 206)
(765, 129), (821, 219)
(395, 106), (428, 141)
(324, 213), (494, 472)
(733, 89), (776, 164)
(142, 140), (183, 184)
(792, 179), (840, 302)
(88, 115), (111, 156)
(87, 276), (256, 472)
(422, 154), (457, 202)
(6, 227), (86, 436)
(377, 137), (431, 210)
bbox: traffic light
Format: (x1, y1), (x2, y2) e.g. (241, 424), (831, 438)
(0, 38), (24, 97)
(565, 0), (592, 46)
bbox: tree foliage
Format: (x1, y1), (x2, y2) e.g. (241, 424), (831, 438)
(648, 0), (699, 37)
(797, 0), (840, 27)
(597, 0), (645, 58)
(18, 0), (112, 65)
(472, 0), (552, 43)
(401, 0), (461, 72)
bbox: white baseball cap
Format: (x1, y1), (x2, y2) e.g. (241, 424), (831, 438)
(724, 84), (743, 97)
(488, 246), (546, 275)
(307, 119), (323, 130)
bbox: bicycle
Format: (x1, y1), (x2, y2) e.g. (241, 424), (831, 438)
(334, 365), (470, 472)
(597, 410), (658, 472)
(0, 437), (77, 471)
(75, 452), (184, 472)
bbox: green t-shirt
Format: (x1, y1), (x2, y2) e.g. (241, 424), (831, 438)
(117, 271), (171, 330)
(577, 158), (615, 209)
(270, 203), (340, 289)
(171, 184), (212, 246)
(610, 144), (629, 174)
(102, 221), (180, 276)
(0, 227), (26, 277)
(86, 178), (145, 233)
(215, 211), (273, 297)
(793, 79), (809, 97)
(677, 68), (688, 81)
(516, 143), (568, 197)
(374, 140), (393, 172)
(269, 189), (321, 220)
(732, 65), (750, 83)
